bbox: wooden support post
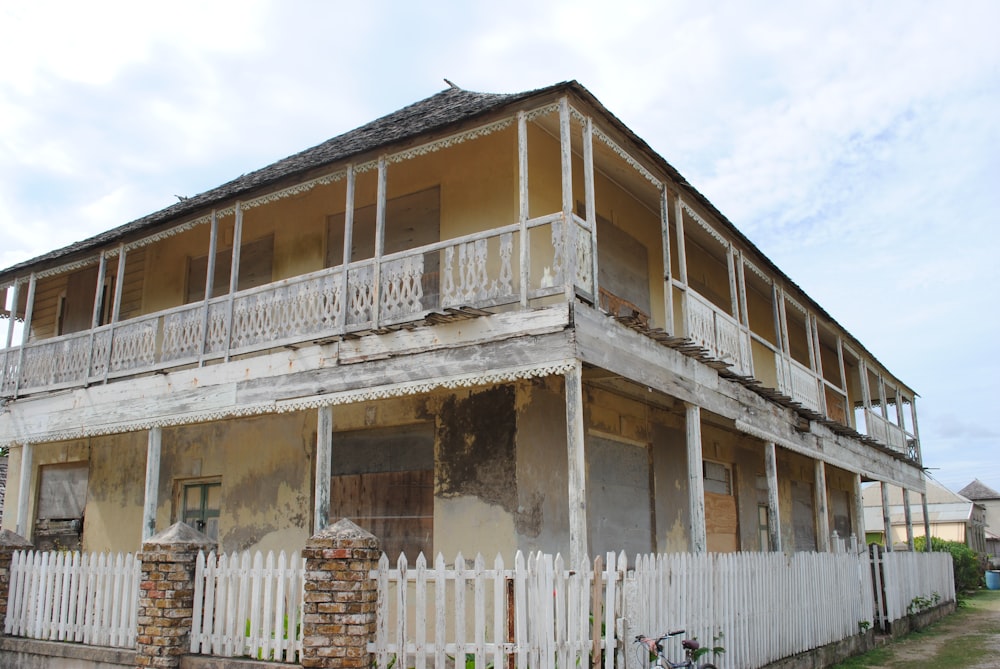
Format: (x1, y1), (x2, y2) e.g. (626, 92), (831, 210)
(903, 488), (915, 551)
(583, 116), (598, 300)
(565, 361), (588, 565)
(373, 156), (387, 329)
(660, 189), (674, 334)
(340, 164), (356, 326)
(198, 210), (219, 365)
(88, 251), (108, 383)
(110, 243), (127, 325)
(223, 202), (244, 363)
(814, 460), (830, 552)
(559, 97), (574, 299)
(764, 441), (782, 553)
(14, 272), (38, 399)
(880, 481), (893, 552)
(517, 113), (529, 308)
(686, 403), (707, 553)
(142, 426), (162, 542)
(853, 473), (865, 551)
(674, 197), (689, 337)
(15, 442), (32, 537)
(3, 281), (18, 350)
(921, 492), (932, 552)
(315, 405), (333, 534)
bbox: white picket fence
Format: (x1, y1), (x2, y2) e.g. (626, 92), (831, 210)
(3, 550), (140, 648)
(371, 548), (954, 669)
(189, 550), (306, 664)
(871, 546), (955, 627)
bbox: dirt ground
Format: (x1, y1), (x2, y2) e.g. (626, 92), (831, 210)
(854, 589), (1000, 668)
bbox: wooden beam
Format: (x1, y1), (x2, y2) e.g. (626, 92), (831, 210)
(565, 360), (589, 565)
(765, 441), (782, 553)
(559, 97), (574, 299)
(686, 402), (707, 553)
(373, 156), (387, 329)
(223, 202), (244, 363)
(142, 427), (161, 541)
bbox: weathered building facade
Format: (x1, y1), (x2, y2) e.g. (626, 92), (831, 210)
(0, 81), (926, 564)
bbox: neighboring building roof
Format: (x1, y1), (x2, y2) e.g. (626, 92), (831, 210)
(958, 479), (1000, 501)
(862, 478), (984, 531)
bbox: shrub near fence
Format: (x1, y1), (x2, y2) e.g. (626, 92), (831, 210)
(3, 549), (140, 648)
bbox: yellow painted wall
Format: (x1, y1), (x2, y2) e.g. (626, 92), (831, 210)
(156, 412), (315, 555)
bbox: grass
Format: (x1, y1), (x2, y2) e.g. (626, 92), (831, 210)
(828, 589), (1000, 668)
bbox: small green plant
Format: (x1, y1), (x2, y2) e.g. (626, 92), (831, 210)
(907, 592), (942, 615)
(857, 620), (871, 632)
(690, 631), (725, 662)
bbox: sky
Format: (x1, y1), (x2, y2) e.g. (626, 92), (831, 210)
(1, 1), (997, 494)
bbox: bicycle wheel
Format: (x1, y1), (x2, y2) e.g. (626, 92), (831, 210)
(699, 664), (718, 669)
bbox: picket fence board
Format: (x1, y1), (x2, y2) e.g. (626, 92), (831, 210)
(190, 549), (305, 664)
(3, 550), (139, 649)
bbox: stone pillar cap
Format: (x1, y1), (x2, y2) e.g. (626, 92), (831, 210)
(142, 522), (218, 550)
(311, 517), (378, 542)
(0, 529), (32, 548)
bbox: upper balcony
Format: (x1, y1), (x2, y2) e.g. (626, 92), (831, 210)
(0, 85), (920, 463)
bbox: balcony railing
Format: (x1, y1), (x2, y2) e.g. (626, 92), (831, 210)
(2, 216), (569, 396)
(684, 291), (752, 377)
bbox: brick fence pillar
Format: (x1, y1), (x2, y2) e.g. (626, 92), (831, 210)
(135, 522), (216, 669)
(301, 518), (381, 669)
(0, 529), (32, 629)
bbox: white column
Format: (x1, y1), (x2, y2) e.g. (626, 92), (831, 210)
(686, 403), (707, 553)
(565, 361), (588, 565)
(142, 427), (162, 541)
(373, 156), (387, 329)
(583, 116), (598, 301)
(315, 405), (333, 533)
(880, 481), (893, 552)
(814, 460), (830, 551)
(15, 443), (33, 537)
(764, 441), (782, 553)
(5, 282), (20, 349)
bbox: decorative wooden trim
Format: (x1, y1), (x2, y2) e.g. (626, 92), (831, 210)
(680, 202), (728, 247)
(2, 359), (577, 447)
(589, 121), (662, 189)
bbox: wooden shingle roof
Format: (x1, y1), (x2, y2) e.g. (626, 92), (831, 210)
(958, 479), (1000, 501)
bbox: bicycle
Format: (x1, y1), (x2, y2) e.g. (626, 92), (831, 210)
(634, 631), (718, 669)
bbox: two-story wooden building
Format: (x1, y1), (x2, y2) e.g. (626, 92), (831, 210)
(0, 81), (926, 564)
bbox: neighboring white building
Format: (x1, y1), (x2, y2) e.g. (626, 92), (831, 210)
(863, 478), (987, 552)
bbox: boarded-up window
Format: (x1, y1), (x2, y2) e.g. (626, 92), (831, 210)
(587, 435), (652, 558)
(187, 235), (274, 303)
(34, 462), (88, 551)
(792, 480), (817, 551)
(326, 187), (440, 265)
(704, 460), (738, 552)
(595, 214), (651, 318)
(330, 423), (434, 560)
(58, 267), (114, 335)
